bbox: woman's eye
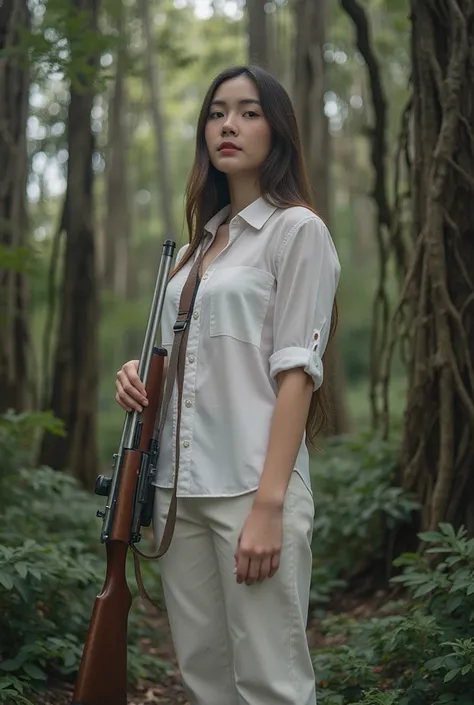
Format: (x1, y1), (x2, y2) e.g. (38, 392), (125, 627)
(244, 110), (259, 118)
(209, 111), (224, 119)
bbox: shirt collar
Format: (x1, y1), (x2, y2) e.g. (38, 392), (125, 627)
(204, 196), (277, 236)
(239, 196), (277, 230)
(204, 205), (231, 237)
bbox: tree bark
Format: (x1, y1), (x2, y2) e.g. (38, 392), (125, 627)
(398, 0), (474, 534)
(294, 0), (329, 220)
(247, 0), (269, 69)
(38, 0), (100, 489)
(139, 0), (175, 243)
(293, 0), (352, 435)
(0, 0), (31, 413)
(102, 3), (132, 298)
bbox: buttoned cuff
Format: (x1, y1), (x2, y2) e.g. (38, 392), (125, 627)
(269, 345), (324, 391)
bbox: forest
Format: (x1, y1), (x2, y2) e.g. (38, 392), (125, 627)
(1, 0), (474, 703)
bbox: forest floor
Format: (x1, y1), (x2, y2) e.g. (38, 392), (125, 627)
(32, 587), (395, 705)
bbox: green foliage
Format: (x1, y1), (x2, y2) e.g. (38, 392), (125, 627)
(0, 412), (167, 703)
(310, 564), (346, 612)
(29, 0), (113, 87)
(0, 675), (33, 705)
(0, 409), (65, 479)
(349, 691), (404, 705)
(310, 434), (419, 577)
(0, 245), (39, 276)
(312, 526), (474, 704)
(392, 523), (474, 638)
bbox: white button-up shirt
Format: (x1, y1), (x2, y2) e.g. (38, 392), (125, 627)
(154, 196), (340, 497)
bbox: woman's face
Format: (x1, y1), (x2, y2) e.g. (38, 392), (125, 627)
(204, 75), (272, 178)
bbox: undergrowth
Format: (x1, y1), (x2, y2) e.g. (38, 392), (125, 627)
(0, 411), (168, 704)
(2, 414), (473, 705)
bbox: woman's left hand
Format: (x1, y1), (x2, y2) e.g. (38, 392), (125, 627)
(234, 502), (283, 585)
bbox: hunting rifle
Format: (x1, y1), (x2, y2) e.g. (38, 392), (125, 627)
(71, 239), (176, 705)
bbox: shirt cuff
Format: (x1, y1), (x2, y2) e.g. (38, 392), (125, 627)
(269, 345), (324, 391)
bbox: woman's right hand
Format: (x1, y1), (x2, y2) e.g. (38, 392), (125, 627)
(115, 360), (149, 413)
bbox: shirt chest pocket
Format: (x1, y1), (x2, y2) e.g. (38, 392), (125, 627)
(209, 266), (275, 347)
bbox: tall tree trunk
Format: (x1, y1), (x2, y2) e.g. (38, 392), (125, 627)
(294, 0), (329, 220)
(103, 3), (132, 298)
(139, 0), (175, 242)
(0, 0), (31, 413)
(247, 0), (269, 68)
(294, 0), (352, 435)
(38, 0), (100, 489)
(398, 0), (474, 534)
(340, 0), (392, 435)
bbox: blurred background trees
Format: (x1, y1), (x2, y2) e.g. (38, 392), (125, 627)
(3, 0), (473, 573)
(2, 0), (415, 481)
(3, 0), (473, 548)
(1, 1), (474, 703)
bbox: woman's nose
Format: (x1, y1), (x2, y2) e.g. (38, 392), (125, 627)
(221, 117), (237, 135)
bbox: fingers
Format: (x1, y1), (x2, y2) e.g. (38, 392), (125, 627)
(268, 553), (280, 578)
(246, 557), (261, 585)
(235, 553), (250, 585)
(115, 360), (148, 413)
(234, 547), (280, 585)
(258, 556), (273, 582)
(115, 380), (143, 413)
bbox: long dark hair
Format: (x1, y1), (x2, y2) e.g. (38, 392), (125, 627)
(172, 65), (338, 445)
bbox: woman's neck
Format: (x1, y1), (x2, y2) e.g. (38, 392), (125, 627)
(227, 174), (261, 220)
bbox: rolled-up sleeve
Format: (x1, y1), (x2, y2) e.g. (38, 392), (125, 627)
(269, 216), (340, 391)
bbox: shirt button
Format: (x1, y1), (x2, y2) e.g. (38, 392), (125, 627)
(193, 311), (199, 320)
(185, 399), (192, 408)
(188, 355), (195, 363)
(202, 272), (209, 280)
(183, 440), (189, 448)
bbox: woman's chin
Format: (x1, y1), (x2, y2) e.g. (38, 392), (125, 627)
(212, 159), (253, 177)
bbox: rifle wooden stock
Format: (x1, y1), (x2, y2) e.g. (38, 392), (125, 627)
(72, 350), (166, 705)
(71, 541), (132, 705)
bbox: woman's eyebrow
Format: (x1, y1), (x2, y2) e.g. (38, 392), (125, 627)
(210, 98), (262, 107)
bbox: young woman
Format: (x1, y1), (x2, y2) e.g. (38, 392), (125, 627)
(115, 65), (340, 705)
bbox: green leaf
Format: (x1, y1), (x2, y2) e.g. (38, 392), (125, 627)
(446, 594), (464, 613)
(22, 664), (46, 681)
(14, 563), (28, 579)
(28, 568), (43, 581)
(63, 650), (76, 668)
(419, 531), (443, 543)
(0, 676), (21, 690)
(444, 667), (461, 682)
(0, 659), (22, 672)
(425, 656), (446, 671)
(438, 522), (456, 535)
(413, 581), (437, 597)
(0, 571), (14, 590)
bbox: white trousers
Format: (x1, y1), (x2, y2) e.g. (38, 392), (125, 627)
(153, 471), (317, 705)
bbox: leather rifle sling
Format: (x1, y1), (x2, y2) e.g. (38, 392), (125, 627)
(132, 250), (202, 611)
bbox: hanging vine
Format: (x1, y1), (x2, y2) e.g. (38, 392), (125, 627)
(339, 0), (392, 433)
(396, 0), (474, 531)
(342, 0), (474, 532)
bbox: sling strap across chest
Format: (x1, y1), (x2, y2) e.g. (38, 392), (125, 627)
(131, 249), (202, 610)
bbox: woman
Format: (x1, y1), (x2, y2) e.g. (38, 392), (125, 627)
(116, 65), (340, 705)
